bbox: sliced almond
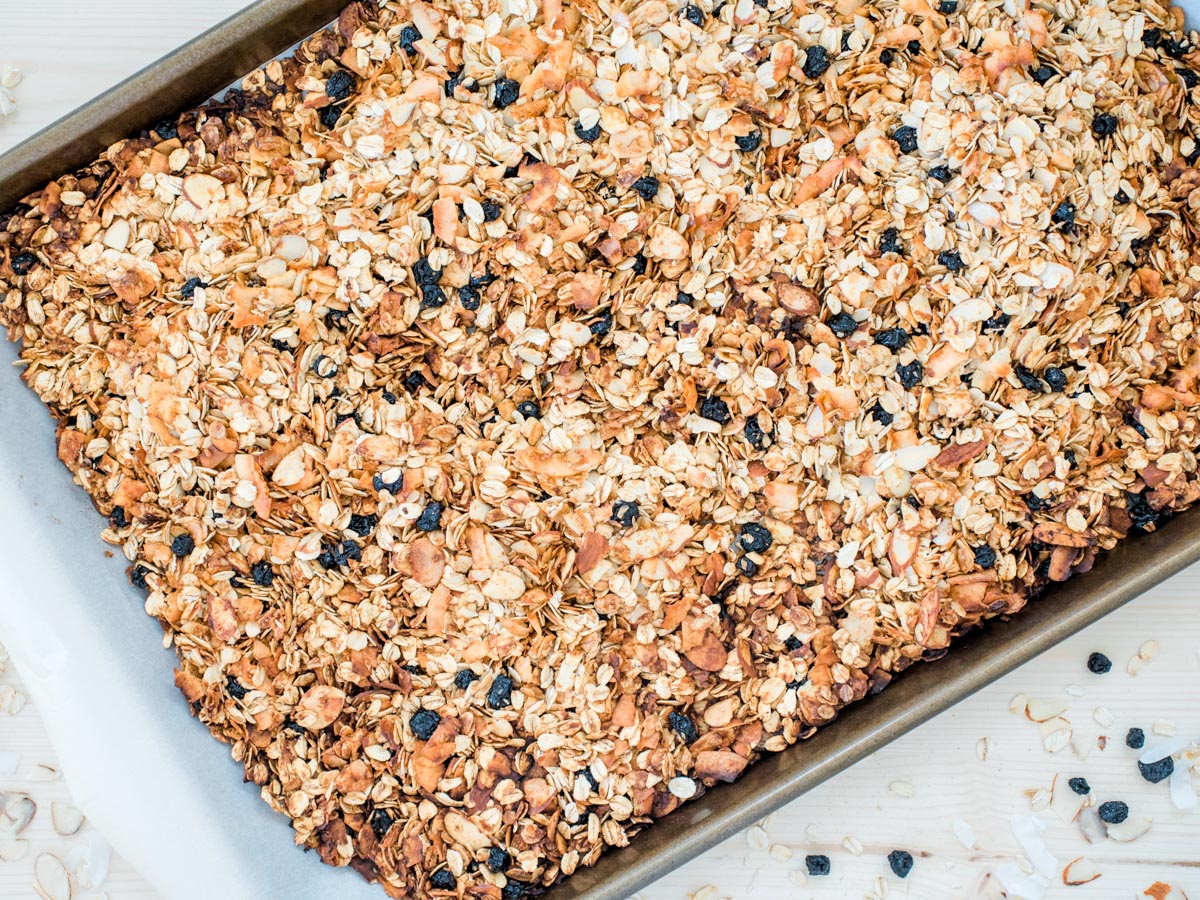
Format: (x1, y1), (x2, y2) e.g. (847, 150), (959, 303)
(1040, 717), (1072, 752)
(1106, 814), (1152, 842)
(1009, 693), (1028, 715)
(181, 173), (223, 210)
(34, 852), (72, 900)
(1050, 774), (1086, 825)
(1062, 856), (1101, 885)
(3, 793), (36, 834)
(51, 802), (84, 837)
(1078, 807), (1107, 844)
(1025, 697), (1068, 722)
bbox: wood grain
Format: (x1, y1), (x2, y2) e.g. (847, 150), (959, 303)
(0, 3), (1197, 898)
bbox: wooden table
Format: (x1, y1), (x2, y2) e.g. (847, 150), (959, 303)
(0, 5), (1196, 897)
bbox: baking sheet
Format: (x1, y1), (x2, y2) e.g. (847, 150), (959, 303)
(3, 2), (1200, 899)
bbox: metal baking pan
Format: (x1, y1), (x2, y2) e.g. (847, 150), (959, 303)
(2, 2), (1199, 898)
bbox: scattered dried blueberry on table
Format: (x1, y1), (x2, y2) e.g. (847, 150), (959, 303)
(806, 854), (832, 876)
(1098, 800), (1129, 824)
(887, 849), (914, 878)
(1126, 727), (1146, 749)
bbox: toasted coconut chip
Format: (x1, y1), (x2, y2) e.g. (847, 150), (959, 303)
(64, 833), (110, 889)
(34, 852), (72, 900)
(995, 861), (1049, 900)
(1140, 737), (1189, 764)
(1169, 765), (1197, 811)
(1078, 807), (1107, 844)
(953, 818), (977, 849)
(1025, 698), (1067, 722)
(1062, 856), (1102, 886)
(1050, 774), (1086, 824)
(1106, 814), (1153, 842)
(51, 802), (84, 837)
(1011, 815), (1057, 878)
(0, 836), (28, 862)
(3, 793), (36, 834)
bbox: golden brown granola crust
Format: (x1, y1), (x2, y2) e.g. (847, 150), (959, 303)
(3, 0), (1200, 894)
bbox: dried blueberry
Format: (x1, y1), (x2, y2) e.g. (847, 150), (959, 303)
(875, 327), (910, 352)
(1125, 490), (1161, 532)
(251, 561), (274, 587)
(981, 311), (1011, 333)
(973, 544), (997, 568)
(668, 710), (700, 743)
(130, 565), (150, 589)
(1087, 652), (1112, 674)
(829, 311), (859, 338)
(700, 396), (731, 424)
(880, 47), (896, 65)
(736, 555), (759, 577)
(590, 312), (613, 336)
(404, 371), (430, 393)
(1068, 777), (1091, 795)
(870, 402), (894, 425)
(501, 882), (529, 900)
(1030, 65), (1055, 85)
(180, 277), (207, 299)
(420, 282), (446, 309)
(171, 534), (195, 558)
(1139, 756), (1175, 784)
(907, 39), (921, 54)
(937, 0), (957, 11)
(399, 24), (421, 55)
(575, 120), (601, 142)
(10, 253), (38, 275)
(492, 77), (520, 108)
(743, 417), (771, 449)
(888, 849), (914, 878)
(1126, 727), (1145, 749)
(631, 253), (648, 275)
(783, 634), (802, 651)
(153, 118), (179, 140)
(892, 125), (919, 153)
(803, 45), (831, 78)
(225, 675), (248, 700)
(1013, 363), (1046, 393)
(1043, 366), (1068, 393)
(516, 400), (541, 419)
(1144, 28), (1162, 48)
(410, 708), (441, 740)
(430, 869), (456, 890)
(481, 199), (503, 222)
(459, 285), (481, 310)
(1092, 112), (1118, 138)
(879, 227), (904, 254)
(109, 506), (128, 529)
(632, 175), (660, 201)
(325, 69), (357, 102)
(317, 539), (361, 569)
(735, 131), (763, 152)
(612, 500), (640, 527)
(1098, 800), (1129, 824)
(938, 249), (965, 272)
(348, 513), (378, 536)
(455, 669), (479, 689)
(1052, 200), (1076, 229)
(487, 674), (514, 709)
(444, 69), (465, 96)
(806, 855), (831, 876)
(738, 522), (773, 553)
(684, 4), (705, 24)
(1162, 35), (1190, 58)
(416, 501), (444, 532)
(929, 164), (953, 183)
(897, 361), (924, 388)
(382, 391), (397, 404)
(1178, 67), (1199, 88)
(370, 808), (395, 838)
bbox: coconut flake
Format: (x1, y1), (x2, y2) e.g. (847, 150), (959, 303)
(893, 442), (942, 472)
(1169, 765), (1196, 810)
(995, 862), (1048, 900)
(1011, 815), (1057, 878)
(1140, 737), (1189, 764)
(1049, 774), (1085, 824)
(0, 836), (28, 862)
(51, 802), (84, 836)
(953, 818), (977, 849)
(0, 750), (18, 776)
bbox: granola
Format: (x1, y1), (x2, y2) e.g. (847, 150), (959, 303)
(3, 0), (1200, 894)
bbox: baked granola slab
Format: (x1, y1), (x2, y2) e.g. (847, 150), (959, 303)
(3, 0), (1200, 894)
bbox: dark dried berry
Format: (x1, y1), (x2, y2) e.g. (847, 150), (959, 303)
(153, 118), (179, 140)
(399, 24), (421, 55)
(907, 39), (921, 54)
(938, 249), (965, 272)
(937, 0), (956, 11)
(590, 312), (613, 336)
(738, 522), (773, 553)
(575, 120), (601, 142)
(880, 47), (896, 65)
(870, 402), (894, 426)
(459, 285), (481, 310)
(1125, 490), (1161, 531)
(317, 539), (361, 569)
(1087, 652), (1112, 674)
(1013, 363), (1046, 393)
(735, 130), (762, 152)
(1024, 493), (1052, 512)
(10, 253), (38, 275)
(684, 4), (705, 24)
(109, 506), (128, 528)
(736, 555), (759, 577)
(430, 869), (456, 890)
(312, 355), (339, 378)
(1139, 756), (1175, 784)
(318, 102), (344, 128)
(416, 501), (444, 532)
(410, 708), (441, 740)
(1052, 200), (1076, 228)
(481, 199), (503, 222)
(180, 277), (207, 299)
(130, 565), (150, 589)
(829, 311), (858, 338)
(444, 69), (465, 96)
(888, 850), (914, 878)
(492, 77), (520, 108)
(369, 808), (395, 837)
(783, 635), (802, 652)
(897, 361), (924, 388)
(516, 400), (541, 419)
(879, 227), (904, 254)
(1098, 800), (1129, 824)
(455, 669), (480, 689)
(251, 561), (274, 587)
(501, 882), (529, 900)
(1126, 727), (1145, 749)
(348, 513), (378, 536)
(1178, 67), (1199, 88)
(875, 327), (910, 352)
(743, 417), (771, 449)
(1143, 28), (1161, 48)
(612, 500), (640, 527)
(806, 855), (831, 876)
(632, 175), (660, 201)
(1068, 777), (1091, 795)
(580, 767), (600, 790)
(981, 311), (1011, 333)
(171, 534), (195, 557)
(803, 45), (830, 78)
(973, 544), (997, 568)
(631, 253), (648, 275)
(892, 125), (919, 153)
(668, 710), (700, 743)
(413, 260), (442, 290)
(1092, 112), (1118, 138)
(404, 371), (430, 394)
(1043, 366), (1068, 393)
(382, 391), (397, 404)
(700, 395), (731, 423)
(488, 674), (514, 709)
(1162, 35), (1190, 58)
(325, 69), (357, 101)
(420, 282), (447, 309)
(1031, 65), (1055, 85)
(224, 675), (248, 700)
(928, 164), (953, 183)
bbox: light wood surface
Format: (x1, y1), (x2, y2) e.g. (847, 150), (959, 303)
(0, 4), (1197, 898)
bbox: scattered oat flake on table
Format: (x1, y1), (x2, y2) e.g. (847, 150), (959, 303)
(952, 819), (977, 850)
(889, 780), (915, 798)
